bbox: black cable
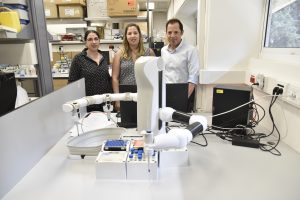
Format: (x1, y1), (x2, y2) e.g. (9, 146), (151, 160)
(191, 133), (208, 147)
(252, 102), (266, 125)
(256, 94), (281, 156)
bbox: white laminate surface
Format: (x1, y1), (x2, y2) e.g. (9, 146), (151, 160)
(3, 117), (300, 200)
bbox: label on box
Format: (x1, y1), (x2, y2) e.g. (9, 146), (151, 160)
(107, 0), (137, 17)
(65, 8), (75, 16)
(45, 9), (51, 17)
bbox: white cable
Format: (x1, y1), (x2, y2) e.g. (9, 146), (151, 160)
(211, 125), (253, 131)
(207, 94), (285, 118)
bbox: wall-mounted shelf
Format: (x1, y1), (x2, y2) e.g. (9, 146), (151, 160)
(50, 39), (123, 45)
(46, 19), (87, 25)
(0, 38), (33, 44)
(85, 16), (147, 23)
(0, 23), (34, 42)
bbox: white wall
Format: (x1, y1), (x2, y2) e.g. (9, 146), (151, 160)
(197, 0), (266, 111)
(246, 58), (300, 153)
(167, 0), (198, 46)
(196, 0), (300, 153)
(204, 0), (264, 70)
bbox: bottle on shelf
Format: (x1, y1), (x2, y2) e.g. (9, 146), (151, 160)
(109, 44), (115, 64)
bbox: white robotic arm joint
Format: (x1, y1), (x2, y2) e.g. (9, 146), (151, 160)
(152, 107), (208, 149)
(62, 93), (137, 113)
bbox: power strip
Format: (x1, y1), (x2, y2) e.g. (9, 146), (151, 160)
(232, 136), (259, 148)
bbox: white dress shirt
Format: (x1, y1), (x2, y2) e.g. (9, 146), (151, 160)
(161, 39), (199, 84)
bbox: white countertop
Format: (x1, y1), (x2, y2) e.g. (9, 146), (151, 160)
(3, 113), (300, 200)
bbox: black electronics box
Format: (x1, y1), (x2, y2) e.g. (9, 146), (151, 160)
(212, 85), (253, 129)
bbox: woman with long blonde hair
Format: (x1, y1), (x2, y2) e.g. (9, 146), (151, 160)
(112, 23), (155, 111)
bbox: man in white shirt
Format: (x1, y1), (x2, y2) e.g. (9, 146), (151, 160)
(161, 18), (200, 111)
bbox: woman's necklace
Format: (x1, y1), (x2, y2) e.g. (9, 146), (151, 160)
(131, 49), (138, 61)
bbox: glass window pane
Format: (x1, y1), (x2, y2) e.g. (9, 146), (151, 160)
(265, 0), (300, 48)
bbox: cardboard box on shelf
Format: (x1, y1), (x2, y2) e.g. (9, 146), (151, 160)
(107, 0), (137, 17)
(87, 0), (108, 18)
(58, 5), (84, 18)
(124, 22), (147, 35)
(56, 0), (86, 6)
(44, 3), (58, 19)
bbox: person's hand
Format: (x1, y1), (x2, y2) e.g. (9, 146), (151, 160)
(114, 101), (120, 112)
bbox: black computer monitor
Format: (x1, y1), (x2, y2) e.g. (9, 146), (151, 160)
(117, 82), (189, 128)
(212, 85), (253, 129)
(118, 85), (137, 128)
(0, 72), (17, 116)
(165, 83), (189, 112)
(101, 50), (109, 63)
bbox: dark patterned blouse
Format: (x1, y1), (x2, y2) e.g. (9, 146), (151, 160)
(68, 48), (112, 111)
(119, 48), (152, 85)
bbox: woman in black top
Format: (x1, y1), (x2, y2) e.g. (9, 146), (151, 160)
(68, 30), (112, 112)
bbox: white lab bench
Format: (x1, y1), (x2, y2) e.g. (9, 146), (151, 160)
(3, 116), (300, 200)
(1, 79), (300, 200)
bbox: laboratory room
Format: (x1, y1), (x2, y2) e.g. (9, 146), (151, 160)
(1, 0), (300, 199)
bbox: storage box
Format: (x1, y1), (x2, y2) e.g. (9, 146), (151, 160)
(58, 5), (84, 18)
(0, 7), (22, 32)
(87, 0), (108, 18)
(44, 3), (58, 18)
(95, 151), (127, 179)
(3, 4), (30, 27)
(107, 0), (137, 17)
(0, 27), (17, 38)
(56, 0), (86, 6)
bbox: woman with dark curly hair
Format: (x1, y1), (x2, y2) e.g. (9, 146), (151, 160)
(68, 30), (112, 112)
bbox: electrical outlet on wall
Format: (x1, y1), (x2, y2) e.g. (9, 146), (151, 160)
(284, 84), (300, 108)
(263, 77), (287, 95)
(245, 70), (300, 109)
(245, 72), (265, 90)
(256, 74), (264, 89)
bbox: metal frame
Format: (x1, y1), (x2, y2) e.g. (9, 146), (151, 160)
(29, 0), (53, 96)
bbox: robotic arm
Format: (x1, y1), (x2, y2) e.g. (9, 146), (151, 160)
(62, 92), (137, 112)
(152, 107), (207, 149)
(62, 56), (207, 150)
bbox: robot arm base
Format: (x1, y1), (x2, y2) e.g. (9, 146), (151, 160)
(153, 129), (192, 149)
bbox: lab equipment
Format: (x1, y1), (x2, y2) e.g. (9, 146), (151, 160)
(67, 127), (126, 156)
(63, 56), (208, 179)
(0, 72), (17, 116)
(212, 84), (253, 129)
